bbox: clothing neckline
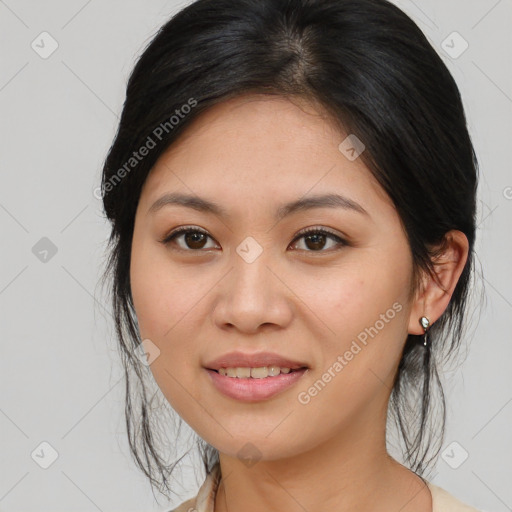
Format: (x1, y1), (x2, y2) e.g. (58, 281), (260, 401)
(190, 462), (472, 512)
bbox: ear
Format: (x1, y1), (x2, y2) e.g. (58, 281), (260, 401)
(408, 230), (469, 335)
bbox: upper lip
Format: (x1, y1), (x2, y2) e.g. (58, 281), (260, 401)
(204, 351), (308, 370)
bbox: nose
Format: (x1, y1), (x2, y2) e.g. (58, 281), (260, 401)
(211, 249), (294, 334)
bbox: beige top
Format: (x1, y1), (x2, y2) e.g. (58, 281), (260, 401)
(169, 463), (481, 512)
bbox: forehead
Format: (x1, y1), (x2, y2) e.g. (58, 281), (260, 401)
(139, 94), (393, 217)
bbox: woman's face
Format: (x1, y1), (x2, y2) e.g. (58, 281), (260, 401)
(130, 94), (420, 461)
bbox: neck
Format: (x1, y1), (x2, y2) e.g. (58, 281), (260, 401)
(213, 406), (431, 512)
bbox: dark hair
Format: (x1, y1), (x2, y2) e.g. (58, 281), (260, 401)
(99, 0), (480, 499)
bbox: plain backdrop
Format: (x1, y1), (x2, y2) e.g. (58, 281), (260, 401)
(1, 0), (511, 511)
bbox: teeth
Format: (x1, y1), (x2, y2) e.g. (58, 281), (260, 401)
(217, 366), (295, 378)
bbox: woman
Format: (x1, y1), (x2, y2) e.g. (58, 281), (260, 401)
(99, 0), (481, 510)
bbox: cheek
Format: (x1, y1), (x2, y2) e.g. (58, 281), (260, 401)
(129, 238), (213, 389)
(289, 274), (410, 433)
(130, 253), (205, 418)
(303, 249), (412, 365)
(298, 263), (401, 334)
(130, 238), (199, 340)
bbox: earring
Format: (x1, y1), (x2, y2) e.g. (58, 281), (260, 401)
(419, 316), (430, 347)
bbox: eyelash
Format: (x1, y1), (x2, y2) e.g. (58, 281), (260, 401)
(160, 225), (347, 253)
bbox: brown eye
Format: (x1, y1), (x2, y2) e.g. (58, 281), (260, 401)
(290, 228), (346, 252)
(182, 231), (208, 249)
(161, 226), (347, 253)
(161, 227), (218, 251)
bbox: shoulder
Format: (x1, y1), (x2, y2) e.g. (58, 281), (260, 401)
(427, 481), (481, 512)
(168, 496), (196, 512)
(168, 464), (221, 512)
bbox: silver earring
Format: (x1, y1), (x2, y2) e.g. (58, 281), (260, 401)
(419, 316), (430, 347)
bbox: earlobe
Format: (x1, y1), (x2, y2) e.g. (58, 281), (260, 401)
(407, 230), (469, 336)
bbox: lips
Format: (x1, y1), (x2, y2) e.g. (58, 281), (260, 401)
(204, 351), (309, 371)
(206, 366), (308, 401)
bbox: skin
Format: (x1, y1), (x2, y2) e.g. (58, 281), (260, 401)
(130, 93), (469, 512)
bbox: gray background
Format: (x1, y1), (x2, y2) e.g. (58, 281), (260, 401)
(1, 0), (511, 510)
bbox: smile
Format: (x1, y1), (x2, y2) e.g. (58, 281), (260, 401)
(205, 367), (308, 401)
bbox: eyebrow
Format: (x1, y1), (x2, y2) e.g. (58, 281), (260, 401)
(147, 192), (369, 220)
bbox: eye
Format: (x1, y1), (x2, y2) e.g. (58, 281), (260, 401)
(160, 226), (347, 252)
(160, 226), (218, 251)
(289, 227), (347, 252)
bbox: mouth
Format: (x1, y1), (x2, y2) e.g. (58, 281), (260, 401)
(203, 351), (310, 401)
(207, 366), (308, 378)
(204, 351), (309, 374)
(204, 365), (309, 402)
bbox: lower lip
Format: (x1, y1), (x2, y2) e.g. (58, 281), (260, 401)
(205, 368), (308, 402)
